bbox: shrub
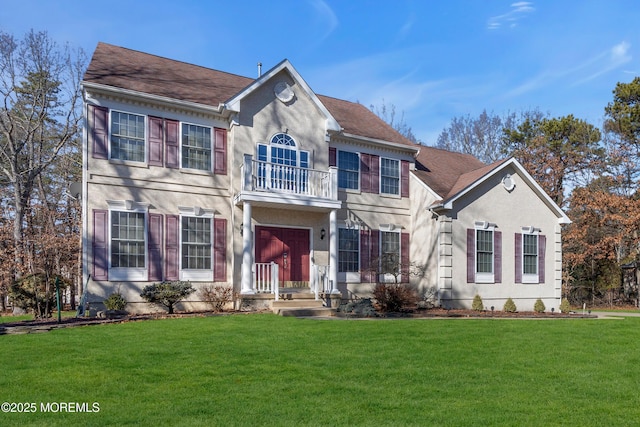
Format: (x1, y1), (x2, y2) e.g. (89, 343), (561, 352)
(199, 285), (234, 312)
(373, 283), (419, 312)
(140, 281), (195, 314)
(559, 298), (571, 313)
(104, 292), (127, 311)
(503, 297), (517, 313)
(9, 273), (67, 319)
(533, 299), (546, 313)
(472, 294), (484, 311)
(338, 298), (377, 317)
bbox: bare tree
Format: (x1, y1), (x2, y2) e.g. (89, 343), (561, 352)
(0, 30), (85, 280)
(370, 99), (420, 144)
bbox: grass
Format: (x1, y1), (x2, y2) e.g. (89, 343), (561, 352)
(0, 311), (77, 324)
(2, 314), (640, 426)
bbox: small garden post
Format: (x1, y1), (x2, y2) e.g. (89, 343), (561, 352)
(55, 277), (61, 324)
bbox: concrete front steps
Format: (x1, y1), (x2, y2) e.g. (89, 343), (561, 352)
(271, 289), (336, 317)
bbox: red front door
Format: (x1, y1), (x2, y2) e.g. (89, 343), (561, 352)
(255, 226), (310, 285)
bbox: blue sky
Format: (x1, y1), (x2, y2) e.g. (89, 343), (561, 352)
(2, 0), (638, 144)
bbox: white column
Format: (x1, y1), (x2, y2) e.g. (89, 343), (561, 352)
(329, 208), (339, 294)
(241, 202), (254, 294)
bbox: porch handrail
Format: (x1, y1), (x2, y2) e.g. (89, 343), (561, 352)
(255, 262), (279, 300)
(241, 154), (336, 200)
(313, 264), (330, 300)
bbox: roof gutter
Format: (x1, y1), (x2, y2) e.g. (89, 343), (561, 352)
(81, 81), (227, 116)
(334, 131), (420, 154)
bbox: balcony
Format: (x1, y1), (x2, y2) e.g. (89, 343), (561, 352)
(235, 154), (342, 211)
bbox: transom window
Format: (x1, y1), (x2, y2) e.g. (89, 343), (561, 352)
(182, 123), (212, 171)
(523, 234), (538, 275)
(476, 229), (494, 274)
(182, 216), (212, 270)
(111, 111), (145, 162)
(338, 151), (359, 190)
(271, 133), (296, 146)
(380, 158), (400, 195)
(111, 211), (146, 268)
(339, 228), (359, 273)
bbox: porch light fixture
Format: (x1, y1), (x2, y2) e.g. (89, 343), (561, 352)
(320, 228), (326, 240)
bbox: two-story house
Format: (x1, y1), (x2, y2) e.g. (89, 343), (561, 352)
(81, 43), (569, 313)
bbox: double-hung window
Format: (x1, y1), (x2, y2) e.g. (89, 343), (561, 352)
(181, 214), (213, 280)
(111, 111), (145, 162)
(380, 230), (400, 281)
(380, 158), (400, 195)
(338, 228), (360, 275)
(182, 123), (212, 171)
(338, 151), (359, 190)
(475, 228), (494, 283)
(522, 233), (539, 283)
(108, 200), (149, 281)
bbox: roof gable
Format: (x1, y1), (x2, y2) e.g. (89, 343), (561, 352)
(82, 43), (415, 148)
(225, 59), (340, 132)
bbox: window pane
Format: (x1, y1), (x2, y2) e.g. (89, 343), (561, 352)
(182, 124), (212, 170)
(181, 216), (212, 270)
(339, 228), (359, 272)
(380, 158), (399, 195)
(523, 234), (538, 275)
(111, 111), (145, 162)
(111, 211), (145, 268)
(338, 151), (359, 190)
(381, 231), (400, 273)
(476, 230), (493, 274)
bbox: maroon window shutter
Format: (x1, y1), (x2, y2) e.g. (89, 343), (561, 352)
(92, 209), (109, 280)
(401, 232), (410, 283)
(370, 230), (379, 282)
(214, 218), (227, 281)
(466, 229), (475, 283)
(329, 147), (336, 167)
(401, 160), (410, 198)
(538, 234), (546, 284)
(214, 128), (227, 175)
(148, 116), (164, 167)
(360, 229), (370, 283)
(89, 105), (109, 160)
(494, 230), (502, 283)
(515, 233), (522, 283)
(165, 119), (180, 169)
(370, 155), (380, 194)
(165, 214), (180, 280)
(360, 154), (371, 193)
(148, 213), (163, 281)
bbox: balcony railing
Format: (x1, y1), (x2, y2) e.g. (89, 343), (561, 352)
(241, 154), (337, 200)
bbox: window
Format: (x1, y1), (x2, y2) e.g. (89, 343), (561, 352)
(476, 230), (494, 275)
(111, 111), (145, 162)
(338, 151), (359, 190)
(523, 234), (538, 275)
(380, 231), (400, 276)
(182, 123), (212, 171)
(339, 228), (359, 273)
(256, 133), (309, 192)
(380, 158), (400, 195)
(111, 211), (146, 268)
(181, 216), (212, 271)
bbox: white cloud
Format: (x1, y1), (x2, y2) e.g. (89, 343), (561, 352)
(307, 0), (338, 42)
(487, 2), (535, 30)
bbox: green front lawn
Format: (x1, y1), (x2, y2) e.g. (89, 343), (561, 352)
(2, 314), (640, 426)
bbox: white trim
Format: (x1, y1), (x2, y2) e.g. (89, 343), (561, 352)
(379, 228), (402, 283)
(380, 157), (401, 197)
(334, 132), (419, 154)
(336, 149), (361, 192)
(521, 231), (539, 284)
